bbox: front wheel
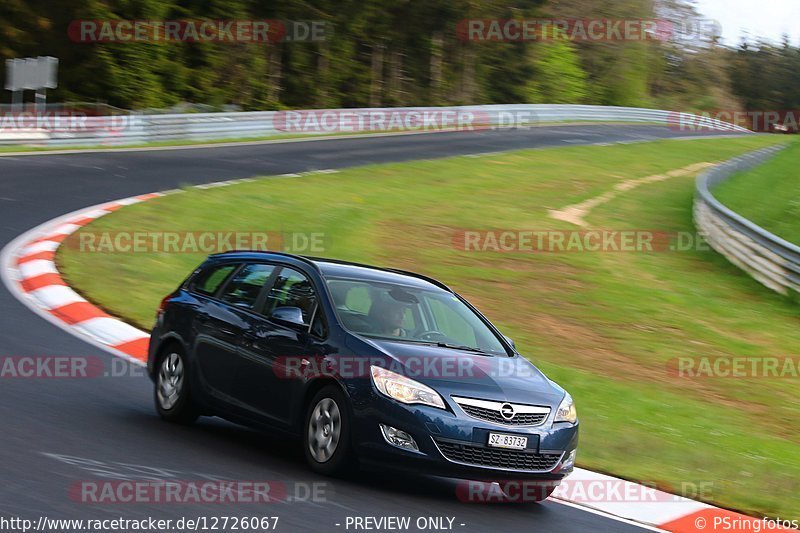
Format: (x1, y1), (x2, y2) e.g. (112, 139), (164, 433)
(155, 348), (199, 424)
(304, 385), (355, 476)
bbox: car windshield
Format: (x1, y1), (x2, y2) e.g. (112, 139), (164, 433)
(326, 277), (507, 356)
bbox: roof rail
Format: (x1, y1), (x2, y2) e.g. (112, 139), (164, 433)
(210, 252), (452, 291)
(303, 255), (452, 292)
(209, 250), (322, 272)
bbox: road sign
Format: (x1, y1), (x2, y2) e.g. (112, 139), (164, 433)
(5, 56), (58, 91)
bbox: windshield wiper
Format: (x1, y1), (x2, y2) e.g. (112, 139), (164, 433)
(435, 342), (494, 356)
(362, 335), (440, 346)
(362, 335), (497, 355)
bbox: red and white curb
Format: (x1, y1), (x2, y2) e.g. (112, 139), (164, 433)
(1, 193), (164, 366)
(0, 184), (791, 533)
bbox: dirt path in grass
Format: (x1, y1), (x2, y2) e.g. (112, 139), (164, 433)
(548, 161), (716, 227)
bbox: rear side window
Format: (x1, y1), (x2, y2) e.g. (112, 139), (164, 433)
(192, 263), (238, 296)
(220, 264), (275, 309)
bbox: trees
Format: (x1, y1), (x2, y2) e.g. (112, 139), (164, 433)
(729, 38), (800, 111)
(527, 34), (588, 104)
(0, 0), (796, 113)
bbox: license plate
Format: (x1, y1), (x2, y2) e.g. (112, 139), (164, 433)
(488, 433), (528, 450)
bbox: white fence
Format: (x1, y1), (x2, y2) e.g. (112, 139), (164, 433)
(0, 104), (751, 147)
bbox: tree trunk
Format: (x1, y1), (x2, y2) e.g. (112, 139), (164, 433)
(461, 44), (477, 104)
(370, 43), (384, 107)
(267, 45), (283, 104)
(430, 31), (444, 104)
(388, 49), (404, 105)
(317, 41), (330, 107)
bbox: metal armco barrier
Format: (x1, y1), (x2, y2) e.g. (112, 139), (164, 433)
(0, 104), (750, 146)
(694, 144), (800, 296)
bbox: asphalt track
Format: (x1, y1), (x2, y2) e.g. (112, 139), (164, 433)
(0, 125), (743, 532)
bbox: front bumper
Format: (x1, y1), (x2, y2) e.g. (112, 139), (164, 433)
(350, 390), (578, 481)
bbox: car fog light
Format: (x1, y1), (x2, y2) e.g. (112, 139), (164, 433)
(562, 449), (577, 470)
(380, 424), (419, 451)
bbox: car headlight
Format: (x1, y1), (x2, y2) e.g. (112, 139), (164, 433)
(554, 393), (577, 423)
(370, 366), (446, 409)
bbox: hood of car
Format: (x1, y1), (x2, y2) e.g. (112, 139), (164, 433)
(363, 338), (565, 408)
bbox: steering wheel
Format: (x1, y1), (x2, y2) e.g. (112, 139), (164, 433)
(418, 330), (448, 342)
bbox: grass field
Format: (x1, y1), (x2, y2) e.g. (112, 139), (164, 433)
(58, 135), (800, 519)
(715, 138), (800, 243)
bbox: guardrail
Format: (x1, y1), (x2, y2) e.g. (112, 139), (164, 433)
(694, 144), (800, 296)
(0, 104), (751, 146)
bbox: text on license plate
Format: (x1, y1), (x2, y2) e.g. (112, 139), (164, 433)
(487, 433), (527, 450)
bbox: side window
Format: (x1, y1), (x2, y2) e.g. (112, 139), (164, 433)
(264, 268), (317, 324)
(219, 264), (275, 309)
(192, 263), (238, 296)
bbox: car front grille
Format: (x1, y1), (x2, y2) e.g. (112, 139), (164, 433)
(459, 404), (548, 426)
(452, 396), (550, 427)
(434, 439), (562, 472)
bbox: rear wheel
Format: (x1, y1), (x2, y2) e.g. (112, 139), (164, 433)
(304, 385), (355, 476)
(155, 348), (199, 424)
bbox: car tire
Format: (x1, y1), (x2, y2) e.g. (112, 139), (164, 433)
(154, 347), (199, 425)
(304, 385), (355, 477)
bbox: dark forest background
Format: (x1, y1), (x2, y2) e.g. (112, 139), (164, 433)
(2, 0), (798, 112)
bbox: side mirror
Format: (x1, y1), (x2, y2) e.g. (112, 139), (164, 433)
(271, 306), (307, 329)
(503, 335), (516, 351)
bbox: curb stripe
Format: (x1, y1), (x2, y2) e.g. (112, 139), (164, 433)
(32, 233), (70, 245)
(115, 338), (151, 360)
(18, 259), (59, 279)
(20, 273), (67, 292)
(50, 302), (111, 325)
(29, 285), (87, 309)
(17, 251), (56, 265)
(72, 317), (149, 347)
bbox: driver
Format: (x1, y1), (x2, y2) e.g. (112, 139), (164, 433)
(368, 299), (408, 337)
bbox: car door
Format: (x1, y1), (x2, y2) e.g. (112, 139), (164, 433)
(193, 262), (276, 402)
(233, 266), (327, 426)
